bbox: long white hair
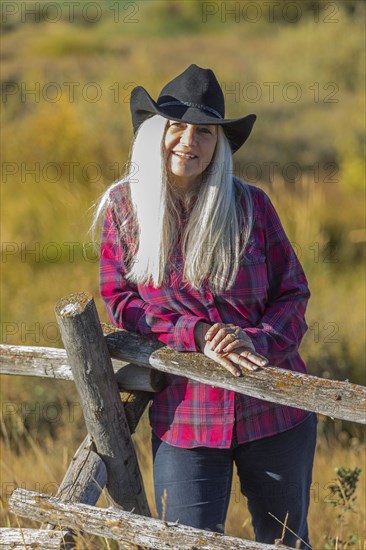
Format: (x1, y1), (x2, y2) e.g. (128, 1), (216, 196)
(92, 115), (254, 294)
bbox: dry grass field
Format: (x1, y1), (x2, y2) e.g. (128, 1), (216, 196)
(1, 1), (365, 548)
(1, 403), (365, 549)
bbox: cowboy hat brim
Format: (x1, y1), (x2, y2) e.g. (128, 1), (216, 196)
(130, 86), (256, 154)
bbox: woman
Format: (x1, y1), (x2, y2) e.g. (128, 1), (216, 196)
(96, 65), (317, 549)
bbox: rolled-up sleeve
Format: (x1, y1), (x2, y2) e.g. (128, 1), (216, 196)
(99, 207), (204, 351)
(243, 192), (310, 364)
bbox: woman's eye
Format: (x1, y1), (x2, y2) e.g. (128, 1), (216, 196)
(199, 127), (211, 134)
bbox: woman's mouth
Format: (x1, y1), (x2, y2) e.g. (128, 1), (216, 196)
(173, 151), (198, 160)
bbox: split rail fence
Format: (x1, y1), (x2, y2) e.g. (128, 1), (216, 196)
(1, 291), (365, 549)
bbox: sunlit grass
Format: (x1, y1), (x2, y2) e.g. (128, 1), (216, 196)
(1, 2), (365, 546)
(1, 406), (365, 548)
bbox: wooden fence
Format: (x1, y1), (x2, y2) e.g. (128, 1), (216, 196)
(1, 291), (365, 549)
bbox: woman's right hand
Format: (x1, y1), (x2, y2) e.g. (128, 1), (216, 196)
(194, 322), (268, 377)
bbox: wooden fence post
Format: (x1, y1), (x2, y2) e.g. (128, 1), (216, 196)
(53, 391), (152, 508)
(55, 291), (150, 517)
(55, 434), (107, 505)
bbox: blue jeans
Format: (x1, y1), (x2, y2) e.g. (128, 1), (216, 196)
(152, 412), (317, 549)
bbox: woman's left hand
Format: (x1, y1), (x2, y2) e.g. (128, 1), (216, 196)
(205, 322), (268, 371)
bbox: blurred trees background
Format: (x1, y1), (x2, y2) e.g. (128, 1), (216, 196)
(1, 1), (365, 544)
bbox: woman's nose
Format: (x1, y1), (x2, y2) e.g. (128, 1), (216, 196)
(180, 125), (197, 147)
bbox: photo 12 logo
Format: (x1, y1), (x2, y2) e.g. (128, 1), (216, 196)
(219, 81), (339, 104)
(1, 2), (140, 24)
(201, 2), (341, 24)
(1, 81), (139, 104)
(0, 321), (60, 344)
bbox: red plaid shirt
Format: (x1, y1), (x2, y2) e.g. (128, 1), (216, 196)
(100, 179), (311, 448)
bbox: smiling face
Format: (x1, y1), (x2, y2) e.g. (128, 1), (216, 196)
(164, 120), (218, 192)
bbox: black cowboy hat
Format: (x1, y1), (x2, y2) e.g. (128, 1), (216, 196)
(130, 64), (256, 154)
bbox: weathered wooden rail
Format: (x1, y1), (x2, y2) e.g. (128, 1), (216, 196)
(2, 333), (365, 425)
(0, 528), (68, 549)
(2, 291), (366, 549)
(0, 338), (165, 391)
(7, 488), (294, 550)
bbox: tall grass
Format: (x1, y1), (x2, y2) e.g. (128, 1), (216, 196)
(1, 407), (365, 548)
(1, 1), (365, 545)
